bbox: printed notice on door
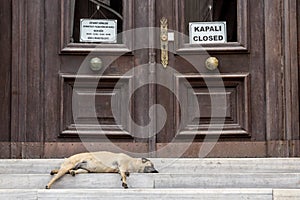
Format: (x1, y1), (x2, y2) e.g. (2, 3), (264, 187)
(80, 19), (117, 43)
(189, 22), (227, 44)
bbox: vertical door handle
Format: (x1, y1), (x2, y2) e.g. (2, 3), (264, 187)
(160, 17), (168, 68)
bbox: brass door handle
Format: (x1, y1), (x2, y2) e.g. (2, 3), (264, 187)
(160, 17), (168, 68)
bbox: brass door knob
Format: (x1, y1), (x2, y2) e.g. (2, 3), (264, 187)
(90, 57), (103, 71)
(205, 57), (219, 71)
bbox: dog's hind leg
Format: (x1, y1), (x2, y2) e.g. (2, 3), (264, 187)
(69, 169), (89, 176)
(50, 169), (59, 175)
(45, 164), (73, 189)
(69, 160), (91, 176)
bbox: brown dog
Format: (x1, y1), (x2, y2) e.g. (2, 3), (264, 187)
(45, 151), (158, 189)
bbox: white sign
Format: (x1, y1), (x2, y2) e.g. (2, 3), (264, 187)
(80, 19), (117, 43)
(189, 22), (227, 44)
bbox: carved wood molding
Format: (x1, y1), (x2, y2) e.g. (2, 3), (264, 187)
(60, 0), (134, 54)
(175, 0), (249, 53)
(174, 73), (250, 137)
(59, 74), (133, 138)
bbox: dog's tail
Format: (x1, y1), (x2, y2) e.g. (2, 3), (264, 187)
(45, 164), (74, 189)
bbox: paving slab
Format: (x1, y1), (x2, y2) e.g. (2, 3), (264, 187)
(2, 158), (300, 174)
(1, 173), (300, 189)
(273, 189), (300, 200)
(0, 174), (154, 189)
(0, 189), (273, 200)
(155, 173), (300, 189)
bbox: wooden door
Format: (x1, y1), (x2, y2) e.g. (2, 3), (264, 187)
(153, 0), (299, 157)
(154, 0), (265, 157)
(42, 0), (155, 157)
(43, 0), (266, 158)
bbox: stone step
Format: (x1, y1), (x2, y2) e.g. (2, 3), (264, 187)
(1, 158), (300, 174)
(1, 173), (300, 189)
(274, 189), (300, 200)
(0, 189), (274, 200)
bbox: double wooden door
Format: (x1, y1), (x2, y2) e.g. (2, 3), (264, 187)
(0, 0), (299, 158)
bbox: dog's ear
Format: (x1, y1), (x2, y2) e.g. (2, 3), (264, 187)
(142, 158), (150, 163)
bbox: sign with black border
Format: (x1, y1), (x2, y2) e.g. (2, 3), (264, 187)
(189, 21), (227, 44)
(80, 19), (117, 43)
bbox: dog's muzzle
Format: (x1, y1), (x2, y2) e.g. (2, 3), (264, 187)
(144, 166), (159, 173)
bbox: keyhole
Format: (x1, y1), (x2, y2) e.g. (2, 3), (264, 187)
(161, 34), (168, 41)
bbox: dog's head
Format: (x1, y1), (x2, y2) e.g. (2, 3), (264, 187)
(137, 158), (159, 173)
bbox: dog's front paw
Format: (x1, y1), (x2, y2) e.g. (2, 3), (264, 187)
(45, 185), (50, 189)
(122, 183), (128, 189)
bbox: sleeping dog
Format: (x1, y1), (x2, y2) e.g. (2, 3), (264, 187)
(45, 151), (158, 189)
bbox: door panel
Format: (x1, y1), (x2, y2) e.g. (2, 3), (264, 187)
(59, 74), (133, 137)
(155, 0), (265, 157)
(174, 74), (250, 136)
(43, 0), (152, 157)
